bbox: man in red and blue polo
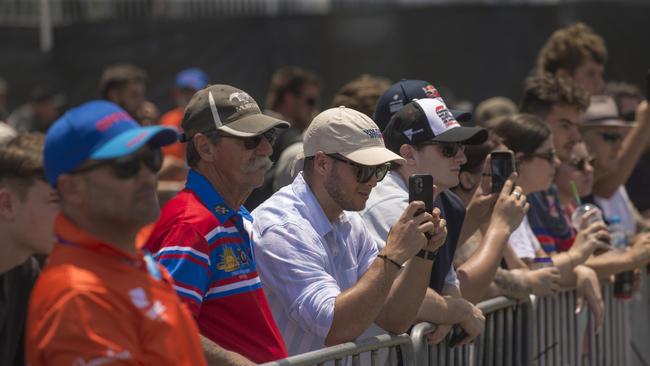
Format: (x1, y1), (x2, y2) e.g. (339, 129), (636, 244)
(145, 84), (288, 364)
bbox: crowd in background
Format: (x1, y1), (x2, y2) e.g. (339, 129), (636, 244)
(1, 21), (650, 366)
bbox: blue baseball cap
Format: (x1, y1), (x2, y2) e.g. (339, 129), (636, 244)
(175, 68), (209, 90)
(44, 100), (178, 187)
(373, 79), (472, 131)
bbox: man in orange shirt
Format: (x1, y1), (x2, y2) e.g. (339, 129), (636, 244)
(26, 100), (246, 365)
(160, 67), (209, 160)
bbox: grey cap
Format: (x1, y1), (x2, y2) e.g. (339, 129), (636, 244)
(180, 84), (289, 142)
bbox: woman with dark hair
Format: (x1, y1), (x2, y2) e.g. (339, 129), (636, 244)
(493, 114), (609, 327)
(451, 141), (563, 300)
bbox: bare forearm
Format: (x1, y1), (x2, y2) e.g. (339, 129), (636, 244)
(550, 251), (578, 285)
(200, 335), (255, 366)
(416, 288), (468, 325)
(586, 251), (636, 279)
(594, 123), (650, 198)
(376, 257), (433, 333)
(458, 225), (510, 304)
(458, 215), (480, 249)
(325, 258), (399, 346)
(492, 268), (531, 300)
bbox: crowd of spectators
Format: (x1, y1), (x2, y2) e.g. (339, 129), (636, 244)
(1, 21), (650, 366)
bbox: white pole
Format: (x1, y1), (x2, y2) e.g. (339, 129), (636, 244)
(40, 0), (53, 53)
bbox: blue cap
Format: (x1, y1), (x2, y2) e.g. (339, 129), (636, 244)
(175, 68), (209, 90)
(44, 100), (178, 187)
(373, 79), (472, 131)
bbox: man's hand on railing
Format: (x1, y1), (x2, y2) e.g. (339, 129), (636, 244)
(453, 301), (485, 347)
(574, 265), (604, 331)
(527, 267), (561, 296)
(426, 324), (452, 345)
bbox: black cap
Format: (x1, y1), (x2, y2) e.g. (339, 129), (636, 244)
(373, 79), (471, 130)
(383, 98), (487, 154)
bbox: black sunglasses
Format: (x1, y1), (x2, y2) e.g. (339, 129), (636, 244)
(327, 154), (390, 183)
(70, 147), (163, 179)
(598, 132), (623, 144)
(526, 149), (557, 164)
(569, 156), (595, 172)
(419, 142), (465, 158)
(218, 128), (277, 150)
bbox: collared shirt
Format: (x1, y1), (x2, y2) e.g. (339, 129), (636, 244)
(26, 214), (207, 366)
(145, 169), (287, 363)
(252, 173), (383, 356)
(361, 171), (459, 290)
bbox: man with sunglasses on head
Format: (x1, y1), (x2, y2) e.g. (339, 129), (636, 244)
(26, 100), (208, 365)
(251, 106), (446, 358)
(144, 85), (287, 365)
(363, 98), (490, 345)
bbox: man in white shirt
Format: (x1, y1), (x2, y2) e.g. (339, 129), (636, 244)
(252, 106), (446, 356)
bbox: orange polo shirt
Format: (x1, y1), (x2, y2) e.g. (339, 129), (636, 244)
(26, 214), (207, 366)
(160, 107), (185, 160)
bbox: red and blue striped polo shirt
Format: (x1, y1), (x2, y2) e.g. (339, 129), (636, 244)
(145, 170), (287, 363)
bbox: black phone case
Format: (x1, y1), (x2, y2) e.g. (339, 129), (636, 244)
(491, 152), (514, 194)
(409, 174), (434, 214)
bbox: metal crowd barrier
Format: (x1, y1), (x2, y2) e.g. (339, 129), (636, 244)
(261, 282), (631, 366)
(533, 284), (629, 366)
(261, 333), (415, 366)
(411, 296), (534, 366)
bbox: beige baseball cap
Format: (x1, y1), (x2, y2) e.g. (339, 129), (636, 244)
(579, 95), (633, 129)
(299, 106), (405, 166)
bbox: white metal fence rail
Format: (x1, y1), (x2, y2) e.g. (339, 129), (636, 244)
(261, 282), (631, 366)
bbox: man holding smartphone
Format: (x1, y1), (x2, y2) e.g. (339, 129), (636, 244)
(251, 106), (446, 358)
(362, 97), (490, 346)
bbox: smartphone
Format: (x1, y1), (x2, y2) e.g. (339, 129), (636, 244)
(491, 151), (515, 194)
(409, 174), (434, 214)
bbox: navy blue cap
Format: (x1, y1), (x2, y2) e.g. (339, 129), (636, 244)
(373, 79), (472, 131)
(44, 100), (178, 187)
(175, 68), (209, 90)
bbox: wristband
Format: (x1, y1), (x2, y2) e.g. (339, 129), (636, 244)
(377, 254), (403, 270)
(416, 249), (437, 261)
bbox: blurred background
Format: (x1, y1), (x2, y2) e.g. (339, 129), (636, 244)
(0, 0), (648, 115)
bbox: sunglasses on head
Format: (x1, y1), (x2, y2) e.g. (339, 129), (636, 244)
(327, 154), (391, 183)
(70, 147), (163, 180)
(217, 128), (277, 150)
(598, 132), (623, 144)
(569, 156), (595, 172)
(526, 149), (557, 163)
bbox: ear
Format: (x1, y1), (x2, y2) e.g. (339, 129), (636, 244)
(313, 151), (329, 177)
(398, 144), (417, 166)
(194, 133), (216, 163)
(0, 189), (14, 220)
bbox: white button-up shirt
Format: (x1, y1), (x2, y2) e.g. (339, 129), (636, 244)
(252, 173), (385, 356)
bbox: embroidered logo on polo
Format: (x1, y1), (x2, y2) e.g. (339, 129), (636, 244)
(215, 245), (252, 275)
(214, 204), (230, 215)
